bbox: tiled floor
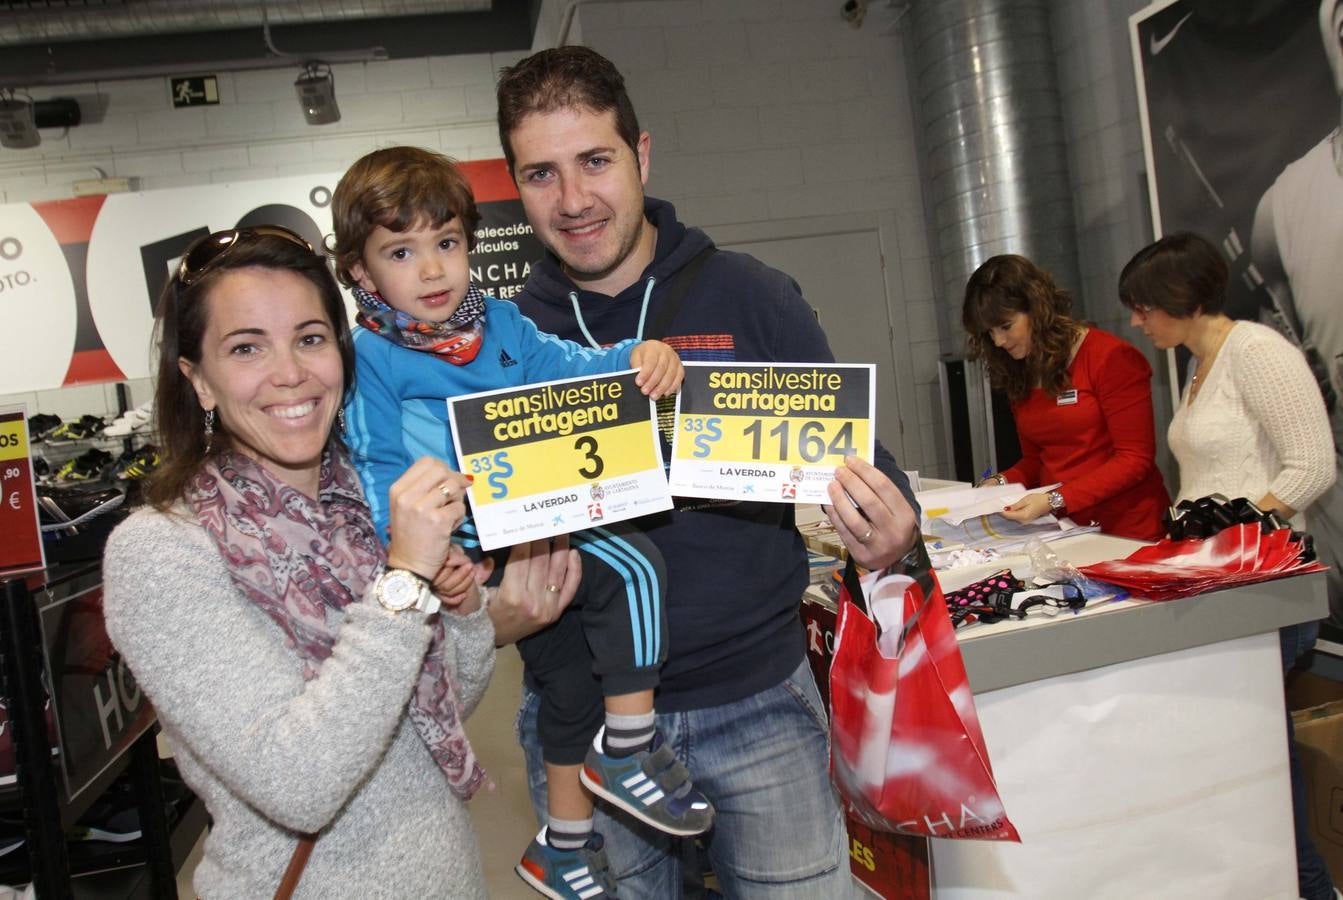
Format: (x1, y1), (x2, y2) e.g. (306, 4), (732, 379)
(176, 646), (540, 898)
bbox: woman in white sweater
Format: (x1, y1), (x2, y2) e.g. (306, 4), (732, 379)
(1121, 232), (1334, 523)
(1120, 230), (1338, 900)
(103, 228), (582, 898)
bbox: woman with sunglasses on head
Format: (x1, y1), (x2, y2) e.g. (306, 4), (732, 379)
(963, 254), (1169, 541)
(1121, 232), (1338, 900)
(101, 227), (581, 899)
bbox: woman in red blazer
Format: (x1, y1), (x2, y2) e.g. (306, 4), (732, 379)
(962, 254), (1170, 541)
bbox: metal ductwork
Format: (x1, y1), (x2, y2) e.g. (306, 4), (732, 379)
(909, 0), (1081, 318)
(0, 0), (490, 46)
(0, 0), (532, 86)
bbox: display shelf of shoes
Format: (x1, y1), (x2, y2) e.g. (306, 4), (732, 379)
(29, 395), (158, 486)
(0, 566), (205, 899)
(35, 433), (158, 486)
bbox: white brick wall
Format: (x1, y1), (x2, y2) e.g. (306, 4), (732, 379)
(565, 0), (943, 473)
(0, 50), (522, 206)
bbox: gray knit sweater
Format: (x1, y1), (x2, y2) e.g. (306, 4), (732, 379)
(102, 507), (496, 899)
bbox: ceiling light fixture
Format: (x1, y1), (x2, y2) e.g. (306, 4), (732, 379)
(295, 61), (340, 126)
(0, 89), (39, 150)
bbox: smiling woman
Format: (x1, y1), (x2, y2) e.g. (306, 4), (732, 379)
(95, 227), (584, 899)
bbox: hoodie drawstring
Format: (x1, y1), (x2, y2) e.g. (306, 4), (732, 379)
(568, 276), (656, 351)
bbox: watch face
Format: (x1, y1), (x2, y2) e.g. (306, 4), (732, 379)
(379, 570), (421, 611)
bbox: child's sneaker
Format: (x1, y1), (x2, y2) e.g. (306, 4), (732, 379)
(515, 827), (617, 899)
(580, 727), (713, 837)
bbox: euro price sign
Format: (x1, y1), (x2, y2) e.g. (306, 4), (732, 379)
(0, 407), (45, 575)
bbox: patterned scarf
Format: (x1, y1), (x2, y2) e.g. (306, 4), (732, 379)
(352, 283), (486, 365)
(185, 448), (486, 799)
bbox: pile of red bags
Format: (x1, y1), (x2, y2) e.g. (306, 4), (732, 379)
(1078, 520), (1325, 602)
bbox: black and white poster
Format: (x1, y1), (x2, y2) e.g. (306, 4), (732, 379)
(1131, 0), (1339, 387)
(1131, 0), (1343, 621)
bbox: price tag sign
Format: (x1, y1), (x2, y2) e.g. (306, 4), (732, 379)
(668, 362), (875, 504)
(0, 406), (45, 576)
(448, 371), (672, 551)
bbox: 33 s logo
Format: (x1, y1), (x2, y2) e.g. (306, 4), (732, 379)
(468, 450), (513, 499)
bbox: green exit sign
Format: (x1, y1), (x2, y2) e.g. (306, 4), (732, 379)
(171, 76), (220, 108)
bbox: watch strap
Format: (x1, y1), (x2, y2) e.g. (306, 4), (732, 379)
(417, 586), (441, 616)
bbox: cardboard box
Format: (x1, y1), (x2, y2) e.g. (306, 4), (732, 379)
(1288, 670), (1343, 712)
(1292, 699), (1343, 885)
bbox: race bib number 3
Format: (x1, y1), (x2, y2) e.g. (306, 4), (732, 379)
(669, 363), (876, 504)
(448, 371), (672, 550)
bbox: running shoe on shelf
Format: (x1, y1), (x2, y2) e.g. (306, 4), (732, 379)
(47, 414), (107, 443)
(104, 405), (153, 437)
(26, 413), (62, 442)
(53, 448), (114, 484)
(114, 444), (160, 481)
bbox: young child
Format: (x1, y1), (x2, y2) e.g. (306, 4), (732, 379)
(332, 147), (712, 899)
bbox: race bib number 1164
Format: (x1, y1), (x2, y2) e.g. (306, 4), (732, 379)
(668, 362), (875, 504)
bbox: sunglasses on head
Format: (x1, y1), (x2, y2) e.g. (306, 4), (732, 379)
(176, 225), (314, 287)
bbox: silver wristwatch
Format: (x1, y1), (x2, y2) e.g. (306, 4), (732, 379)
(373, 568), (441, 616)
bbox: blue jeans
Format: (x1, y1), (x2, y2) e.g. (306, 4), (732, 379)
(515, 659), (853, 899)
(1281, 621), (1336, 900)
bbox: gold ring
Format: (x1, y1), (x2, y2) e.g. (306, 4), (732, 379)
(545, 584), (560, 594)
(438, 481), (456, 501)
(859, 526), (873, 543)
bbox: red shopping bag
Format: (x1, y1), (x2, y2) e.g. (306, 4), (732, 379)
(829, 557), (1020, 842)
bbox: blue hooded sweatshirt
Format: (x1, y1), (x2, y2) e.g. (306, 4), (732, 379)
(515, 196), (918, 712)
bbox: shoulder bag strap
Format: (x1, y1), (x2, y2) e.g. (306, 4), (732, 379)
(643, 245), (715, 340)
(273, 833), (318, 900)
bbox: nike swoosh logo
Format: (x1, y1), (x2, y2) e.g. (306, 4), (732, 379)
(1149, 11), (1193, 55)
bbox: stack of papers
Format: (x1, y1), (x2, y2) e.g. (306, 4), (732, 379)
(916, 482), (1096, 556)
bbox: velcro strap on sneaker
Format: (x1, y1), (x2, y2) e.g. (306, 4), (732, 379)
(641, 741), (677, 777)
(581, 847), (616, 894)
(654, 759), (691, 794)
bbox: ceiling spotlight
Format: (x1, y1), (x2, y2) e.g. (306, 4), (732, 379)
(842, 0), (868, 29)
(0, 89), (39, 150)
(295, 62), (340, 126)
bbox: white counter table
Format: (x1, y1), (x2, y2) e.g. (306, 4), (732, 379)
(930, 531), (1324, 900)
